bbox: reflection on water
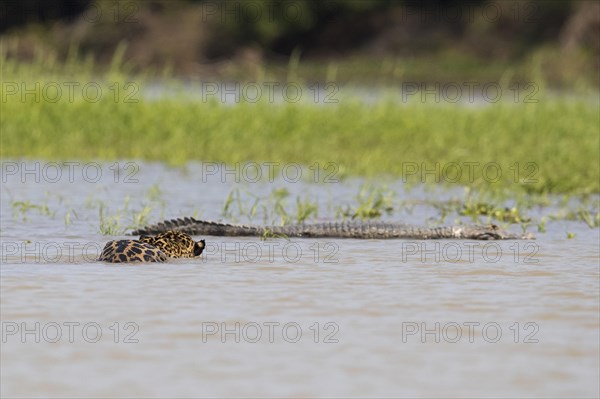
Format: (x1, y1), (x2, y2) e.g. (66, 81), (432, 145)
(1, 161), (599, 397)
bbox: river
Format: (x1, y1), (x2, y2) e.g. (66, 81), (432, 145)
(1, 161), (598, 397)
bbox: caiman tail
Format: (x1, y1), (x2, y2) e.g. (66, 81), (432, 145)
(130, 218), (534, 240)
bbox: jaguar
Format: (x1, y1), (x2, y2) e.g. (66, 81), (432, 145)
(98, 231), (205, 263)
(139, 231), (206, 258)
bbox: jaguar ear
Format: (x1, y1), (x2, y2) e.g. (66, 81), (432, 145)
(193, 240), (206, 256)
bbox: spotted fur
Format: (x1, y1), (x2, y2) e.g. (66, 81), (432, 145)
(139, 231), (205, 258)
(98, 231), (205, 263)
(98, 240), (168, 263)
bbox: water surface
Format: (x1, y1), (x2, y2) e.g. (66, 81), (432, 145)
(1, 161), (598, 398)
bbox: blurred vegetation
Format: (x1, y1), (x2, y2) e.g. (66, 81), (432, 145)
(2, 50), (598, 196)
(1, 1), (598, 198)
(1, 0), (598, 87)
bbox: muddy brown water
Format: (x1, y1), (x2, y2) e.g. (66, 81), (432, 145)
(1, 161), (598, 397)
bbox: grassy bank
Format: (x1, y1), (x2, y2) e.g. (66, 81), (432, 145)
(1, 60), (599, 196)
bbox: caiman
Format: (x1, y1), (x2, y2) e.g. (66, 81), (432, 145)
(131, 218), (534, 240)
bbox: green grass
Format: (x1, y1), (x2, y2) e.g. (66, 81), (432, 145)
(2, 58), (599, 196)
